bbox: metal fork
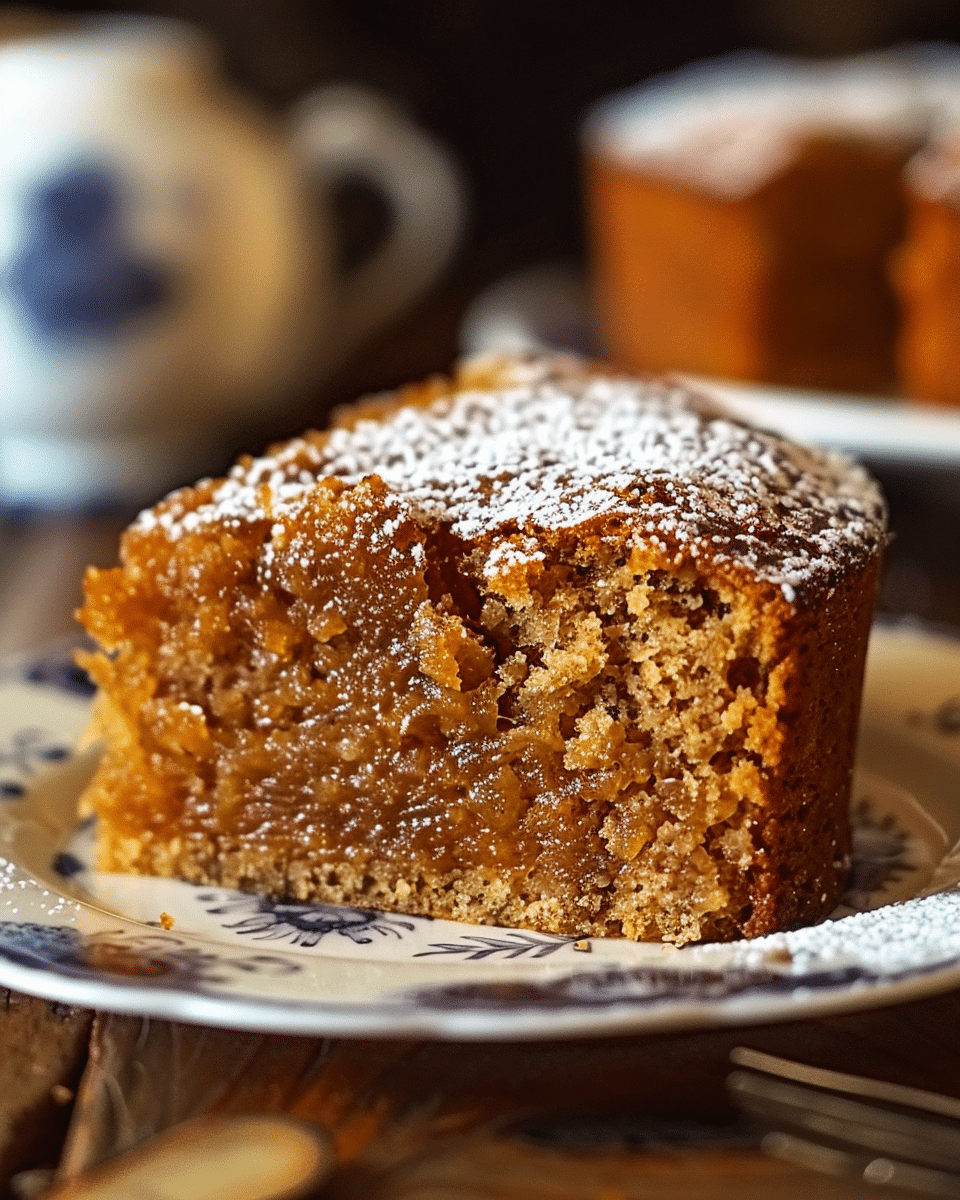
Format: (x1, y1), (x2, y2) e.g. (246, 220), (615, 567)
(728, 1046), (960, 1197)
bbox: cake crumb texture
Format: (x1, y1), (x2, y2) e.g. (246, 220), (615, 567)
(77, 355), (885, 944)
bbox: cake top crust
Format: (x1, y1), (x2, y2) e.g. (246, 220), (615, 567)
(583, 46), (960, 199)
(137, 357), (886, 604)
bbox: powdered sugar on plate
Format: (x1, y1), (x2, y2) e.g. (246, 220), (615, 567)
(705, 891), (960, 977)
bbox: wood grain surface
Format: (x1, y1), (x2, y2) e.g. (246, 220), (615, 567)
(0, 990), (91, 1186)
(50, 986), (960, 1199)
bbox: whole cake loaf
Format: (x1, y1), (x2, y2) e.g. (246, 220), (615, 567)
(77, 356), (887, 944)
(582, 45), (960, 401)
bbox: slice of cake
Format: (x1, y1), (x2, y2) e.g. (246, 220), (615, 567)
(76, 355), (887, 944)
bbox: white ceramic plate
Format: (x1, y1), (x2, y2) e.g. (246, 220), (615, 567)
(0, 625), (959, 1041)
(691, 378), (960, 467)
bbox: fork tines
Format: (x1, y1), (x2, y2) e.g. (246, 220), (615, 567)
(728, 1046), (960, 1197)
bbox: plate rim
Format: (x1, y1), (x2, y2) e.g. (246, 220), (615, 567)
(2, 937), (960, 1042)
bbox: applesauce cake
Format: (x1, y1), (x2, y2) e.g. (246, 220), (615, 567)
(76, 355), (887, 944)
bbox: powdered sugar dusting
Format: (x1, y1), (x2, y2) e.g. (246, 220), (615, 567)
(709, 890), (960, 976)
(584, 45), (960, 199)
(137, 367), (886, 599)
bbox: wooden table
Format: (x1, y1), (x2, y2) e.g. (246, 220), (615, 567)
(0, 452), (957, 1199)
(8, 988), (959, 1198)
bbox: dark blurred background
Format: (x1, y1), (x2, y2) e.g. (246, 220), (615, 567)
(33, 0), (960, 417)
(12, 0), (960, 632)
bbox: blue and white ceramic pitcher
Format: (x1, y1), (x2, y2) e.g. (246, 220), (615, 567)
(0, 17), (466, 505)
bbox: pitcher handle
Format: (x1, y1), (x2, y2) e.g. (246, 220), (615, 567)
(290, 83), (467, 355)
